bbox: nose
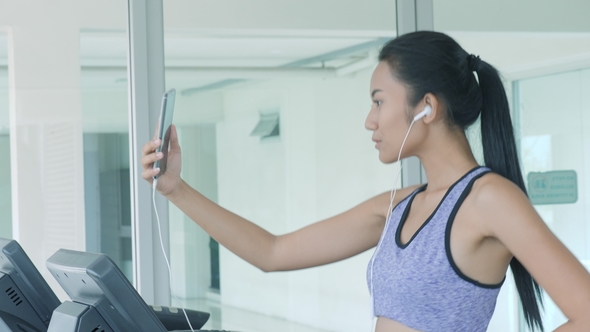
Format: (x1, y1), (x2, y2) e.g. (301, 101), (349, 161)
(365, 106), (378, 131)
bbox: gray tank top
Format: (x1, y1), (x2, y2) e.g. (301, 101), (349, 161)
(367, 166), (503, 331)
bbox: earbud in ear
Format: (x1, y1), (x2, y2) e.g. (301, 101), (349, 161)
(413, 105), (432, 122)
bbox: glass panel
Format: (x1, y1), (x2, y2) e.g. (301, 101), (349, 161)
(1, 2), (132, 321)
(163, 2), (397, 330)
(5, 2), (88, 304)
(516, 68), (590, 330)
(434, 1), (590, 330)
(0, 32), (10, 239)
(80, 28), (132, 281)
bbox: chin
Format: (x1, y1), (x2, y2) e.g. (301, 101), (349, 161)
(378, 152), (396, 164)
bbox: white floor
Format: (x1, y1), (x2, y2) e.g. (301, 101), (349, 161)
(179, 298), (332, 332)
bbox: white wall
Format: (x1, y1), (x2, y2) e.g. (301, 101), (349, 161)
(0, 1), (86, 301)
(0, 0), (128, 298)
(0, 70), (8, 131)
(434, 0), (590, 32)
(0, 68), (9, 239)
(0, 135), (11, 239)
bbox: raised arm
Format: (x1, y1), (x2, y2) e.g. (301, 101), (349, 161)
(475, 174), (590, 330)
(166, 180), (398, 272)
(141, 125), (415, 272)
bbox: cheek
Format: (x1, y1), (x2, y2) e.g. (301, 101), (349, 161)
(379, 106), (407, 136)
(379, 110), (412, 157)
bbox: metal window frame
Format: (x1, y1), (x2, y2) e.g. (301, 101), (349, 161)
(127, 0), (170, 305)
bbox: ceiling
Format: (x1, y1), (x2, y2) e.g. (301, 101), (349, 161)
(1, 0), (590, 91)
(0, 32), (390, 91)
(2, 31), (590, 91)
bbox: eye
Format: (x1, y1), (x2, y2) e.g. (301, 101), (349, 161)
(373, 100), (382, 107)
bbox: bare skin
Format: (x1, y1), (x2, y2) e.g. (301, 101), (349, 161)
(142, 61), (590, 331)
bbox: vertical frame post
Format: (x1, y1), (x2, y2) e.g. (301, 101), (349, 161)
(127, 0), (170, 305)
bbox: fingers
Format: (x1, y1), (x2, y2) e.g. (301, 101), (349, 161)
(141, 166), (160, 182)
(140, 139), (163, 182)
(142, 138), (161, 156)
(140, 151), (163, 169)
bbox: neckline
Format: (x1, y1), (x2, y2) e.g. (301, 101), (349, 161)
(395, 166), (484, 249)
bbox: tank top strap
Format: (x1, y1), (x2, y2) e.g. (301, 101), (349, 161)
(388, 183), (427, 215)
(432, 166), (492, 222)
(383, 183), (428, 235)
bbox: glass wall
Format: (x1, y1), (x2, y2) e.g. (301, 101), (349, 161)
(0, 31), (10, 239)
(80, 29), (132, 281)
(0, 0), (131, 301)
(162, 1), (397, 331)
(3, 0), (87, 301)
(516, 68), (590, 330)
(434, 0), (590, 330)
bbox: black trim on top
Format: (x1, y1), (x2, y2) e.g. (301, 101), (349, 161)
(394, 187), (425, 248)
(395, 166), (485, 249)
(380, 184), (428, 249)
(444, 169), (505, 289)
(390, 184), (428, 215)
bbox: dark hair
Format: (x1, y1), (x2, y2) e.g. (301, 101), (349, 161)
(379, 31), (544, 331)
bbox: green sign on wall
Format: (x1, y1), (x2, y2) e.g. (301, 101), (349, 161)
(527, 170), (577, 205)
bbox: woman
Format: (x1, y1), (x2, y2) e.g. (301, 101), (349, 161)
(141, 31), (590, 331)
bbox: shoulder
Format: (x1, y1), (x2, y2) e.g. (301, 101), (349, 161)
(470, 171), (525, 202)
(468, 171), (537, 237)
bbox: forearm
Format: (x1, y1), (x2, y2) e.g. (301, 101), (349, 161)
(166, 180), (277, 272)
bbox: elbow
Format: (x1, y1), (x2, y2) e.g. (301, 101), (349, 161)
(257, 256), (278, 273)
(258, 236), (279, 273)
(258, 265), (274, 273)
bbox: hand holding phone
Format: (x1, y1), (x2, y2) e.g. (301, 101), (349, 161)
(154, 89), (176, 178)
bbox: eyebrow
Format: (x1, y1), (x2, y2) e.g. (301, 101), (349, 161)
(371, 89), (382, 98)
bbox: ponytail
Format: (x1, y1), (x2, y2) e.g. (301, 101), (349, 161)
(478, 61), (544, 332)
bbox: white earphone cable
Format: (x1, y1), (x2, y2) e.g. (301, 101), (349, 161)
(152, 179), (196, 332)
(368, 118), (418, 331)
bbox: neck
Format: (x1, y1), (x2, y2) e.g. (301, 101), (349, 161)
(415, 128), (479, 192)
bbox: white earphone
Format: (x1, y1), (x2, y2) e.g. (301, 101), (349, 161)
(413, 105), (432, 122)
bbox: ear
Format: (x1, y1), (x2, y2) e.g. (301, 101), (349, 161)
(421, 93), (440, 124)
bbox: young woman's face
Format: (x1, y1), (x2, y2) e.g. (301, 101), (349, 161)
(365, 61), (416, 164)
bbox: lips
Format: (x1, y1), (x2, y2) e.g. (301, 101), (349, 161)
(372, 134), (381, 148)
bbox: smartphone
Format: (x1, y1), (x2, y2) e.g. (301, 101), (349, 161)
(154, 88), (176, 178)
